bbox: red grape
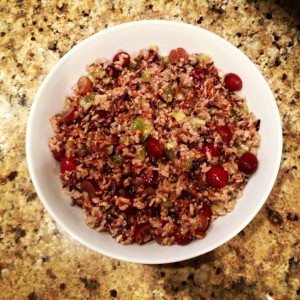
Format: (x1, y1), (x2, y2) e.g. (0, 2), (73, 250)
(113, 51), (131, 67)
(238, 152), (258, 174)
(206, 165), (228, 188)
(105, 65), (119, 78)
(169, 48), (188, 64)
(224, 73), (243, 91)
(62, 109), (75, 124)
(77, 76), (92, 95)
(176, 48), (188, 60)
(143, 169), (159, 188)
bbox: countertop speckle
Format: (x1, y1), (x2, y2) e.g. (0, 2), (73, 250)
(0, 0), (299, 299)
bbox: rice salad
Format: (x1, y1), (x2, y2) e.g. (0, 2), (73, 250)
(49, 46), (260, 246)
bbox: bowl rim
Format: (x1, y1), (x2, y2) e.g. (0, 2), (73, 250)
(26, 20), (282, 264)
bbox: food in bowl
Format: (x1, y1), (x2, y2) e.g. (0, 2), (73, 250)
(49, 46), (260, 246)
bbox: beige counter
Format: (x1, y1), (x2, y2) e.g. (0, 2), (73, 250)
(0, 0), (299, 299)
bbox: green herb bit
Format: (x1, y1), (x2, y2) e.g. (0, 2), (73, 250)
(102, 77), (111, 85)
(141, 71), (152, 82)
(103, 145), (114, 155)
(161, 85), (175, 103)
(165, 149), (176, 163)
(164, 140), (177, 150)
(162, 56), (169, 63)
(162, 199), (174, 208)
(138, 97), (147, 105)
(183, 159), (193, 170)
(108, 154), (123, 166)
(76, 148), (90, 157)
(163, 85), (174, 95)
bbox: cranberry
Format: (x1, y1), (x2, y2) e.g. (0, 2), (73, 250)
(143, 170), (159, 188)
(224, 73), (243, 91)
(105, 65), (119, 78)
(201, 202), (212, 218)
(174, 228), (192, 245)
(93, 110), (107, 123)
(206, 165), (228, 188)
(217, 125), (233, 144)
(238, 152), (258, 174)
(124, 185), (136, 200)
(77, 76), (92, 95)
(145, 137), (164, 160)
(202, 143), (220, 157)
(191, 67), (208, 82)
(134, 223), (152, 244)
(52, 148), (65, 161)
(124, 205), (138, 215)
(113, 51), (131, 67)
(60, 157), (76, 173)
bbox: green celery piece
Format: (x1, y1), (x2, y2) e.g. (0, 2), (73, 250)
(80, 94), (95, 110)
(136, 145), (146, 161)
(131, 116), (153, 140)
(172, 111), (186, 122)
(189, 117), (206, 130)
(164, 140), (177, 150)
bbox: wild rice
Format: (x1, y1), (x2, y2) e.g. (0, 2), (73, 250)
(49, 46), (260, 245)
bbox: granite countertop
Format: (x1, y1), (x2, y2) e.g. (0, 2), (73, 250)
(0, 0), (299, 299)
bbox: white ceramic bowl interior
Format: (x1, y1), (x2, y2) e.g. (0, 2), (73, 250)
(26, 20), (282, 264)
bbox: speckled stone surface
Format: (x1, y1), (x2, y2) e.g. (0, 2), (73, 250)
(0, 0), (299, 299)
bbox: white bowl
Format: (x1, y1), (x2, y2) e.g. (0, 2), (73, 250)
(26, 20), (282, 264)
